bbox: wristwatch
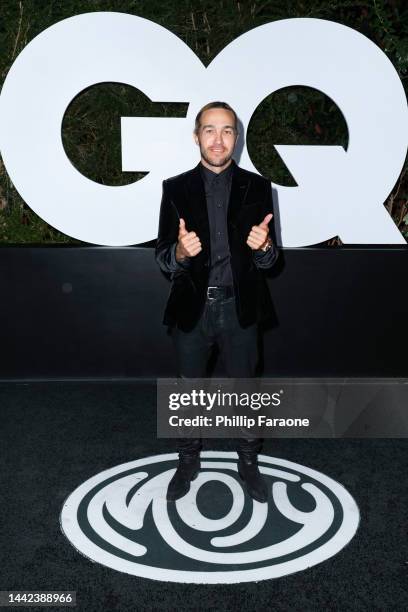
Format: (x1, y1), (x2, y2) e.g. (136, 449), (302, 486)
(259, 236), (273, 252)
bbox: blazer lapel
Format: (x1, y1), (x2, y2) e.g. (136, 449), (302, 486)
(184, 163), (210, 257)
(227, 159), (251, 226)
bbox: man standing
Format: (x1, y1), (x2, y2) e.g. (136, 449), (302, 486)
(155, 102), (278, 503)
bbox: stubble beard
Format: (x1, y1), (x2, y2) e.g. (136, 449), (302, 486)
(199, 144), (233, 168)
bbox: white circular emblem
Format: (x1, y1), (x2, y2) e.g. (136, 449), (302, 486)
(60, 451), (359, 583)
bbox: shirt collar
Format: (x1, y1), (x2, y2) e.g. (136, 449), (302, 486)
(199, 159), (234, 185)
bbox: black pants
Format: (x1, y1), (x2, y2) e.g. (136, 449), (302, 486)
(171, 294), (262, 457)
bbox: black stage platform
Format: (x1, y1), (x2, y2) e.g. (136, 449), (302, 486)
(0, 246), (407, 379)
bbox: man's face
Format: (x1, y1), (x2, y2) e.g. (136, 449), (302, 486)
(194, 108), (238, 169)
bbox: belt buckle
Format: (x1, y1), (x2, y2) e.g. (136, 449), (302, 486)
(207, 286), (218, 300)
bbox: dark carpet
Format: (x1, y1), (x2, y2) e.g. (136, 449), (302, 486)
(0, 382), (406, 611)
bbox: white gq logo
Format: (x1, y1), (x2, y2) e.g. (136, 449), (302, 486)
(60, 452), (360, 583)
(0, 12), (407, 246)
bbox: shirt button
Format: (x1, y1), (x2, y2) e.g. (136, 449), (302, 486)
(217, 255), (221, 260)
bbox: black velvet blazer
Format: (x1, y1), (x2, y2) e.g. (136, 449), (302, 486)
(155, 159), (279, 331)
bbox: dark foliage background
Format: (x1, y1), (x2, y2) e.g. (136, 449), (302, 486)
(0, 0), (407, 245)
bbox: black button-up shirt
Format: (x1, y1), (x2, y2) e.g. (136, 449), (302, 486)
(200, 162), (234, 286)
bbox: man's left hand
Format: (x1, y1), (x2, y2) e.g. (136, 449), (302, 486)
(246, 213), (273, 250)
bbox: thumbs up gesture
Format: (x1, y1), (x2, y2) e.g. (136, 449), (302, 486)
(175, 218), (202, 262)
(246, 213), (273, 250)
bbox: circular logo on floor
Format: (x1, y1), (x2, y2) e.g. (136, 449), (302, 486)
(60, 451), (359, 583)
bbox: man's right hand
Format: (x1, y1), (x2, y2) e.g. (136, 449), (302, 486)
(175, 218), (202, 261)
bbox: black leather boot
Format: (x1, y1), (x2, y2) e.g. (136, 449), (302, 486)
(237, 437), (267, 503)
(167, 438), (201, 502)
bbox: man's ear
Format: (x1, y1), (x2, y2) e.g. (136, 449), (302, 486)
(193, 132), (199, 145)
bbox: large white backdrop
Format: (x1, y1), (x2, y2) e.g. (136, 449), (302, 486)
(0, 12), (407, 246)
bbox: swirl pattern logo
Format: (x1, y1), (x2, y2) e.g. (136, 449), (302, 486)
(60, 451), (359, 583)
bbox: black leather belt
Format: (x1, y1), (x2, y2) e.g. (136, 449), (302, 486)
(206, 286), (234, 300)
